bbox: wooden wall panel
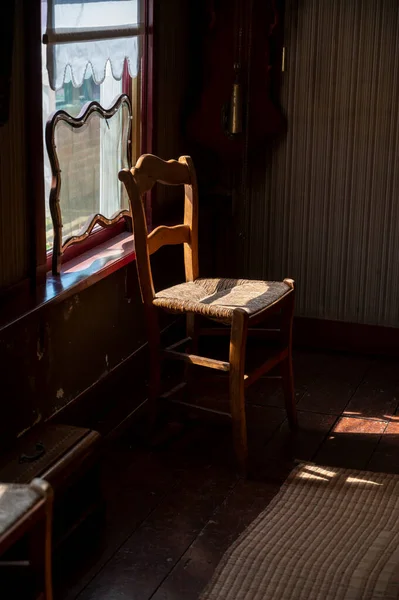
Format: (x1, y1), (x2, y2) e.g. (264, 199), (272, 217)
(247, 0), (399, 327)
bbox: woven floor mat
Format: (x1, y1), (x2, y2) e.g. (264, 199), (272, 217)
(201, 464), (399, 599)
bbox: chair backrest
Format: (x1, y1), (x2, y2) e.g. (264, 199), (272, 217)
(119, 154), (199, 305)
(46, 94), (132, 275)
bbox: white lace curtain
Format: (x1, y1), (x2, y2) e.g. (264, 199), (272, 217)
(44, 0), (142, 91)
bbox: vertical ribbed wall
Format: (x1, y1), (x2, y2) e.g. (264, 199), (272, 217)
(153, 0), (189, 222)
(247, 0), (399, 327)
(0, 0), (28, 290)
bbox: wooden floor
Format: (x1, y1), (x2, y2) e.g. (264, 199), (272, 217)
(56, 349), (399, 600)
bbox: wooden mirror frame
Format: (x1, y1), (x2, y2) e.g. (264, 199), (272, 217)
(45, 93), (133, 275)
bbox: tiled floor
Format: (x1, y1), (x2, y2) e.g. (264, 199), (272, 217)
(56, 349), (399, 600)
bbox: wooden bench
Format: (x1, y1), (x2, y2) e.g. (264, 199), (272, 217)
(0, 424), (102, 547)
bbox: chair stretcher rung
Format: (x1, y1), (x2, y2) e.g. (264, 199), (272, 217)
(200, 327), (281, 337)
(162, 349), (230, 372)
(0, 561), (30, 568)
(159, 381), (187, 400)
(165, 337), (192, 352)
(167, 398), (231, 418)
(244, 349), (288, 387)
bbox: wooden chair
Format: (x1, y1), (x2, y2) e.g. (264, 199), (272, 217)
(119, 154), (297, 472)
(0, 478), (53, 599)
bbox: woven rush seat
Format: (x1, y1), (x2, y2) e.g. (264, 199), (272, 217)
(0, 483), (41, 536)
(154, 278), (291, 321)
(0, 478), (53, 600)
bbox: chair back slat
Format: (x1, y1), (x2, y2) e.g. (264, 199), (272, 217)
(147, 224), (191, 255)
(118, 154), (199, 305)
(133, 154), (191, 195)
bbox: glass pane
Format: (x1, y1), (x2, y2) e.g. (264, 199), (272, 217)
(45, 0), (140, 91)
(51, 0), (139, 30)
(55, 72), (101, 115)
(43, 65), (124, 251)
(53, 101), (130, 245)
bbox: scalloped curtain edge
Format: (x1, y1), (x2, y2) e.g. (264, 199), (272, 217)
(47, 40), (139, 91)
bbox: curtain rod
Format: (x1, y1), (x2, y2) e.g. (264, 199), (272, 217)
(43, 23), (144, 44)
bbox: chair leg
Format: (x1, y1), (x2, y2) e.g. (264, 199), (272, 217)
(229, 309), (249, 474)
(280, 292), (298, 431)
(281, 355), (298, 430)
(186, 313), (198, 353)
(146, 307), (161, 426)
(30, 479), (53, 600)
(184, 313), (198, 385)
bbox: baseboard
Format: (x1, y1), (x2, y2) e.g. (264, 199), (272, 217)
(294, 317), (399, 356)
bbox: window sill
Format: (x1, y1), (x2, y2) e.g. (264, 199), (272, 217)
(0, 232), (135, 334)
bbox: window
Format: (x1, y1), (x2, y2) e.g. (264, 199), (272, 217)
(40, 0), (147, 258)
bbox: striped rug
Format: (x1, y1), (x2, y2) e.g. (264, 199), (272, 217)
(201, 464), (399, 599)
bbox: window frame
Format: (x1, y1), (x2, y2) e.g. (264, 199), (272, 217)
(25, 0), (153, 285)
